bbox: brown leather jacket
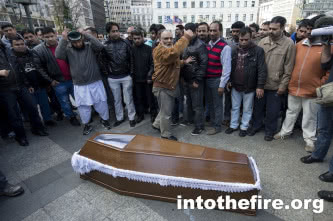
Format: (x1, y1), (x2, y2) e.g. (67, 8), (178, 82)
(152, 36), (190, 90)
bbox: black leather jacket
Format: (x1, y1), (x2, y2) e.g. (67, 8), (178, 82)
(181, 37), (208, 83)
(33, 42), (66, 83)
(230, 43), (267, 92)
(104, 38), (134, 78)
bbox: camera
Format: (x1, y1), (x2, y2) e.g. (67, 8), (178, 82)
(311, 26), (333, 45)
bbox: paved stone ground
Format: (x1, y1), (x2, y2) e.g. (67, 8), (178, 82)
(0, 115), (333, 221)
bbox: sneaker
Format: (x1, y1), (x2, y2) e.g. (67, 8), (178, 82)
(83, 124), (93, 135)
(179, 120), (193, 127)
(70, 117), (81, 126)
(45, 120), (57, 126)
(264, 135), (274, 141)
(207, 128), (221, 135)
(273, 132), (290, 140)
(161, 136), (178, 141)
(191, 128), (203, 136)
(247, 128), (258, 136)
(56, 113), (64, 121)
(0, 183), (24, 197)
(130, 120), (136, 127)
(113, 119), (125, 127)
(100, 119), (111, 130)
(305, 144), (315, 153)
(136, 115), (144, 124)
(171, 120), (179, 126)
(318, 190), (333, 202)
(239, 129), (247, 137)
(225, 127), (237, 134)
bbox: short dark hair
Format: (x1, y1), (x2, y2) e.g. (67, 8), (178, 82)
(271, 16), (287, 28)
(1, 23), (14, 30)
(231, 21), (245, 29)
(21, 29), (35, 36)
(262, 21), (271, 26)
(249, 23), (259, 32)
(10, 36), (24, 45)
(149, 24), (157, 33)
(156, 24), (166, 32)
(184, 23), (196, 33)
(239, 27), (252, 37)
(34, 28), (43, 35)
(297, 19), (309, 29)
(42, 27), (55, 35)
(106, 22), (119, 33)
(84, 27), (98, 35)
(131, 29), (143, 37)
(198, 22), (209, 30)
(176, 24), (184, 31)
(210, 21), (223, 31)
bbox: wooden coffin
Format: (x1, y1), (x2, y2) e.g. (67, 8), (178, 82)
(71, 133), (261, 215)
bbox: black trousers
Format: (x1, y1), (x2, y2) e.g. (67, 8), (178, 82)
(252, 89), (283, 136)
(134, 82), (158, 117)
(0, 88), (44, 139)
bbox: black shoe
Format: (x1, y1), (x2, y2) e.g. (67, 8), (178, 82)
(318, 190), (333, 202)
(56, 113), (64, 121)
(15, 137), (29, 146)
(171, 120), (179, 126)
(113, 119), (125, 127)
(100, 119), (111, 130)
(130, 120), (136, 127)
(152, 125), (160, 132)
(247, 128), (258, 136)
(45, 120), (57, 126)
(264, 135), (273, 141)
(239, 129), (247, 137)
(70, 117), (81, 126)
(0, 183), (24, 197)
(136, 115), (144, 124)
(83, 124), (93, 135)
(300, 155), (323, 164)
(191, 128), (203, 136)
(32, 129), (49, 136)
(225, 127), (237, 134)
(319, 171), (333, 182)
(161, 136), (178, 141)
(179, 120), (193, 127)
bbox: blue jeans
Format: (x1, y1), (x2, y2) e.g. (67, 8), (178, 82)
(53, 80), (75, 118)
(230, 88), (255, 130)
(311, 105), (333, 173)
(205, 77), (223, 131)
(0, 170), (7, 191)
(33, 88), (52, 122)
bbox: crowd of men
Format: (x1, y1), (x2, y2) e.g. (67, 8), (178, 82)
(0, 14), (333, 202)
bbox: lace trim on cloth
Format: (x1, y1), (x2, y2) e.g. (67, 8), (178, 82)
(71, 152), (261, 193)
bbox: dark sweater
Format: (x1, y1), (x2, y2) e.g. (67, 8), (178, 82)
(132, 43), (153, 82)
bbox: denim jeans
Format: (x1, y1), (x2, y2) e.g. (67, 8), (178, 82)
(53, 80), (75, 118)
(33, 88), (52, 122)
(0, 170), (7, 191)
(185, 82), (204, 129)
(205, 77), (223, 131)
(230, 88), (255, 130)
(108, 76), (136, 121)
(311, 105), (333, 173)
(252, 90), (283, 136)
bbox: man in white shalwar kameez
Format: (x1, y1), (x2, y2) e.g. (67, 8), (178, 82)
(55, 30), (111, 135)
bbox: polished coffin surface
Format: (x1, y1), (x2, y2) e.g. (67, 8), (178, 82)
(74, 133), (260, 215)
(78, 133), (256, 185)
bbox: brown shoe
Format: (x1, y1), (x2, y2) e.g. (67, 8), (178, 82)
(207, 128), (221, 135)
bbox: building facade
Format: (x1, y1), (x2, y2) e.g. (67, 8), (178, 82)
(302, 0), (333, 18)
(152, 0), (259, 36)
(0, 0), (55, 28)
(90, 0), (106, 33)
(131, 0), (152, 30)
(106, 0), (132, 28)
